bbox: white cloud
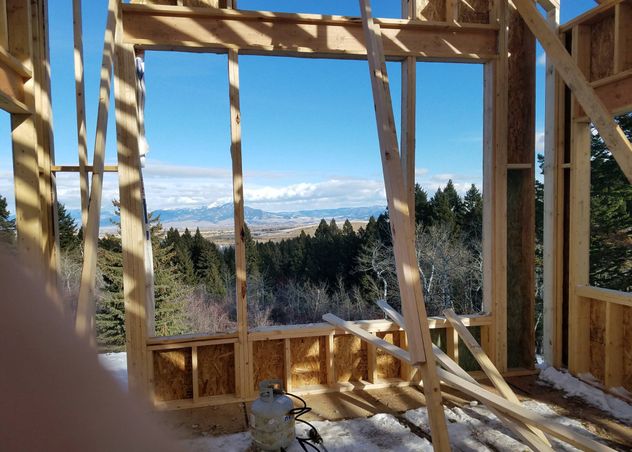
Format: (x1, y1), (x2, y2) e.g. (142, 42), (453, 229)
(535, 131), (545, 154)
(537, 52), (547, 66)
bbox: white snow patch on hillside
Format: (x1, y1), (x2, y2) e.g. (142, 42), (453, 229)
(538, 366), (632, 424)
(184, 413), (431, 452)
(98, 352), (128, 389)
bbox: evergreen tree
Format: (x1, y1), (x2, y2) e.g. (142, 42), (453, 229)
(57, 201), (80, 250)
(414, 183), (433, 226)
(96, 235), (125, 351)
(0, 194), (15, 244)
(461, 184), (483, 241)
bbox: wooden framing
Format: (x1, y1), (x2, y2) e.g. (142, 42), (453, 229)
(121, 4), (498, 62)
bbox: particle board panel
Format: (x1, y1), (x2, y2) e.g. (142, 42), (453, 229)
(590, 15), (615, 82)
(252, 340), (285, 391)
(458, 0), (489, 24)
(197, 343), (235, 397)
(153, 348), (193, 401)
(376, 331), (401, 379)
(624, 306), (632, 392)
(289, 337), (326, 388)
(334, 334), (368, 383)
(419, 0), (446, 21)
(589, 299), (606, 383)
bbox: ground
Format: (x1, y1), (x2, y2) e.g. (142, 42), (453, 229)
(99, 354), (632, 451)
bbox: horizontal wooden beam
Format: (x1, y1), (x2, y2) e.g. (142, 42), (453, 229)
(576, 284), (632, 308)
(122, 4), (498, 61)
(51, 164), (118, 173)
(575, 69), (632, 120)
(0, 56), (28, 114)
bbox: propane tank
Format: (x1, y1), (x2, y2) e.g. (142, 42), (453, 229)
(250, 380), (296, 451)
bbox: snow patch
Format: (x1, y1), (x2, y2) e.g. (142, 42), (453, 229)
(538, 366), (632, 424)
(185, 413), (431, 452)
(98, 352), (128, 389)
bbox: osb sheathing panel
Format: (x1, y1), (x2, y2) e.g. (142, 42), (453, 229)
(590, 15), (615, 82)
(376, 332), (401, 379)
(334, 334), (368, 382)
(253, 340), (285, 391)
(290, 337), (327, 387)
(624, 307), (632, 392)
(589, 299), (606, 383)
(198, 344), (235, 397)
(153, 348), (193, 401)
(458, 0), (489, 24)
(419, 0), (446, 21)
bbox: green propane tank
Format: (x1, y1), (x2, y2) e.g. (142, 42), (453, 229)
(250, 380), (295, 451)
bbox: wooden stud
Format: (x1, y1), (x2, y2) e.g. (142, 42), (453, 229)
(482, 0), (508, 373)
(358, 1), (450, 448)
(542, 4), (562, 368)
(444, 309), (551, 445)
(7, 0), (42, 276)
(0, 0), (7, 49)
(445, 327), (458, 363)
(192, 345), (199, 401)
(228, 48), (248, 398)
(72, 0), (89, 231)
(401, 1), (416, 233)
(121, 4), (499, 62)
(76, 0), (117, 343)
(614, 2), (632, 73)
(325, 333), (335, 385)
(513, 0), (632, 184)
(284, 338), (292, 392)
(51, 164), (118, 173)
(604, 303), (624, 388)
(367, 340), (377, 383)
(576, 285), (632, 308)
(113, 0), (150, 396)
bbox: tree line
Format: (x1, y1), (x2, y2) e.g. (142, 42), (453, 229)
(0, 113), (629, 352)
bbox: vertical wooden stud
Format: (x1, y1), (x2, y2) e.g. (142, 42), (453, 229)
(446, 327), (459, 364)
(604, 303), (624, 388)
(401, 0), (416, 232)
(192, 345), (199, 402)
(614, 2), (632, 74)
(113, 2), (150, 396)
(284, 338), (292, 392)
(325, 333), (335, 385)
(0, 0), (8, 49)
(367, 341), (377, 383)
(228, 48), (249, 399)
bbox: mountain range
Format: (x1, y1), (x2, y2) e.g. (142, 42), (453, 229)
(69, 204), (386, 230)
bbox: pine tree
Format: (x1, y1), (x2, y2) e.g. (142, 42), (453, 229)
(461, 184), (483, 241)
(57, 201), (80, 250)
(96, 235), (125, 351)
(414, 183), (432, 226)
(0, 194), (15, 244)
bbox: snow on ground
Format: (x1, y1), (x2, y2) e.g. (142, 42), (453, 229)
(537, 364), (632, 424)
(98, 352), (128, 389)
(184, 413), (432, 452)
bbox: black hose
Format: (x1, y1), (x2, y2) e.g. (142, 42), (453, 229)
(285, 392), (328, 452)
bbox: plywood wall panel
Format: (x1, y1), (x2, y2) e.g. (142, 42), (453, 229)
(376, 332), (401, 379)
(153, 348), (193, 401)
(290, 337), (326, 387)
(334, 335), (368, 382)
(252, 340), (284, 391)
(458, 0), (489, 24)
(589, 299), (606, 382)
(590, 15), (615, 81)
(198, 344), (235, 397)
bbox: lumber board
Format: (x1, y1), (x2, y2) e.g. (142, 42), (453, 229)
(51, 164), (118, 173)
(76, 0), (117, 343)
(121, 4), (498, 61)
(377, 300), (552, 450)
(72, 0), (89, 231)
(358, 1), (450, 448)
(542, 4), (563, 369)
(513, 0), (632, 184)
(444, 309), (550, 445)
(113, 2), (150, 395)
(228, 48), (248, 398)
(576, 69), (632, 120)
(438, 369), (615, 452)
(0, 55), (27, 113)
(576, 285), (632, 308)
(604, 303), (624, 388)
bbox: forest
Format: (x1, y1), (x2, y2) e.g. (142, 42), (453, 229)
(0, 114), (630, 352)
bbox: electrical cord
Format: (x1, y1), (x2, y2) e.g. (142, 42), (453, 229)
(284, 392), (328, 452)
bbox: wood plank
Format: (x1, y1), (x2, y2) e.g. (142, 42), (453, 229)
(576, 285), (632, 308)
(0, 54), (27, 113)
(192, 345), (199, 401)
(51, 164), (118, 173)
(76, 0), (117, 343)
(228, 48), (248, 398)
(614, 2), (632, 73)
(542, 4), (563, 369)
(438, 369), (616, 452)
(576, 69), (632, 120)
(121, 4), (498, 61)
(325, 333), (335, 385)
(444, 309), (551, 445)
(0, 0), (7, 49)
(358, 1), (450, 447)
(113, 0), (150, 395)
(482, 0), (508, 372)
(284, 338), (292, 392)
(513, 0), (632, 184)
(72, 0), (89, 230)
(604, 303), (624, 388)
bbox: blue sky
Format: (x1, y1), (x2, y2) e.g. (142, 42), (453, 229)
(0, 0), (597, 213)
